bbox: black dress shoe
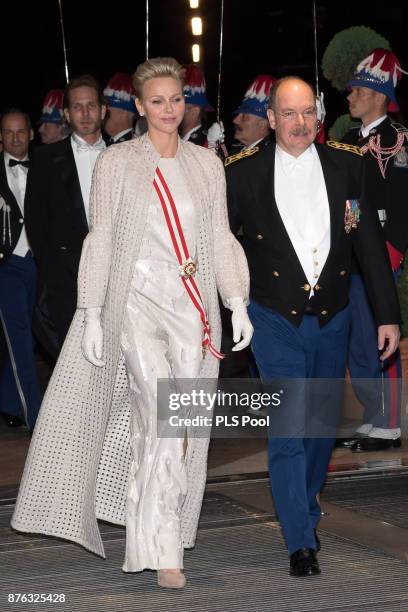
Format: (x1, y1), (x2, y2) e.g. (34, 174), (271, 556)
(289, 548), (321, 577)
(351, 437), (401, 452)
(335, 434), (365, 448)
(314, 529), (321, 552)
(0, 412), (24, 427)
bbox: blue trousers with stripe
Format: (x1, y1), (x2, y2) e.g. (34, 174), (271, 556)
(0, 254), (42, 429)
(248, 300), (350, 555)
(348, 273), (401, 429)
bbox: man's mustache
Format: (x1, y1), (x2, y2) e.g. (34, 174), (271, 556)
(290, 127), (310, 136)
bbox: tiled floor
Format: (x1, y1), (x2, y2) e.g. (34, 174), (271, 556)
(2, 477), (408, 611)
(1, 417), (408, 494)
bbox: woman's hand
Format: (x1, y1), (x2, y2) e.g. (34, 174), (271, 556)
(229, 297), (254, 351)
(81, 308), (105, 367)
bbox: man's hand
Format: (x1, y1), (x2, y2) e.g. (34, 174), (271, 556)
(378, 324), (400, 361)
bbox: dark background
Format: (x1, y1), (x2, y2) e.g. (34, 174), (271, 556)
(1, 0), (407, 132)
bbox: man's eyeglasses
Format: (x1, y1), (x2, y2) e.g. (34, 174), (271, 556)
(274, 108), (317, 121)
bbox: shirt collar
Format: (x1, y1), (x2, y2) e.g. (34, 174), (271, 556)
(71, 132), (105, 148)
(276, 143), (315, 165)
(361, 115), (387, 138)
(182, 124), (202, 142)
(112, 128), (133, 143)
(243, 138), (264, 151)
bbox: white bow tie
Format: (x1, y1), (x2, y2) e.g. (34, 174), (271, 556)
(73, 135), (105, 153)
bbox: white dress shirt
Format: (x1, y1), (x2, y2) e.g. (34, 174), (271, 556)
(361, 115), (387, 138)
(274, 144), (330, 294)
(4, 152), (30, 257)
(71, 133), (106, 223)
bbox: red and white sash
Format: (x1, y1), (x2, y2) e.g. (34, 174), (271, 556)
(153, 167), (224, 360)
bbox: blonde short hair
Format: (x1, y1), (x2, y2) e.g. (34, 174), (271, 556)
(132, 57), (184, 99)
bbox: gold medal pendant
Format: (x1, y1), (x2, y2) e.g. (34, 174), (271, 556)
(179, 257), (197, 278)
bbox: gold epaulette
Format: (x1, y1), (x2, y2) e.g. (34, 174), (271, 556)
(326, 140), (362, 156)
(224, 146), (259, 167)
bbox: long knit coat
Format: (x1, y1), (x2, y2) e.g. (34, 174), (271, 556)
(11, 133), (249, 558)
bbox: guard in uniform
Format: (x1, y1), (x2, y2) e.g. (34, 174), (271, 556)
(179, 64), (226, 156)
(223, 75), (277, 377)
(104, 73), (136, 145)
(179, 64), (213, 146)
(38, 89), (70, 145)
(231, 74), (276, 153)
(341, 48), (408, 451)
(223, 75), (277, 378)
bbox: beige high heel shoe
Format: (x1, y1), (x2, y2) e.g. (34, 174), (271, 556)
(157, 569), (186, 589)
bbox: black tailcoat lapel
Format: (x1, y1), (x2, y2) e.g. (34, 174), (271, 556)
(0, 152), (21, 210)
(54, 139), (88, 232)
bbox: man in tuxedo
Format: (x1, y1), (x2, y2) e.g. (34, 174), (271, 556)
(103, 73), (136, 145)
(0, 109), (42, 429)
(25, 75), (106, 353)
(226, 77), (400, 576)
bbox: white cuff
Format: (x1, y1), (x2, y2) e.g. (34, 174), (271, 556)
(226, 297), (245, 311)
(83, 307), (102, 322)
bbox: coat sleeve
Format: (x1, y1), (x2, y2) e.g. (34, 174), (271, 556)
(77, 149), (122, 308)
(209, 155), (249, 307)
(225, 164), (243, 235)
(24, 149), (48, 274)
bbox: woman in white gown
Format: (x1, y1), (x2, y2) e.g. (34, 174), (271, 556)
(12, 57), (252, 589)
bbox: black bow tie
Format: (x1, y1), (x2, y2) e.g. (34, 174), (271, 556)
(9, 159), (30, 168)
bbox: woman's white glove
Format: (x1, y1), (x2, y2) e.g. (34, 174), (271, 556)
(81, 307), (105, 367)
(229, 297), (254, 352)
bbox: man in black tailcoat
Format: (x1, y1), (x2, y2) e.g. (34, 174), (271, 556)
(25, 75), (106, 353)
(226, 76), (400, 577)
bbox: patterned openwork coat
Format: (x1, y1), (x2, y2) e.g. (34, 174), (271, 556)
(11, 133), (249, 558)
